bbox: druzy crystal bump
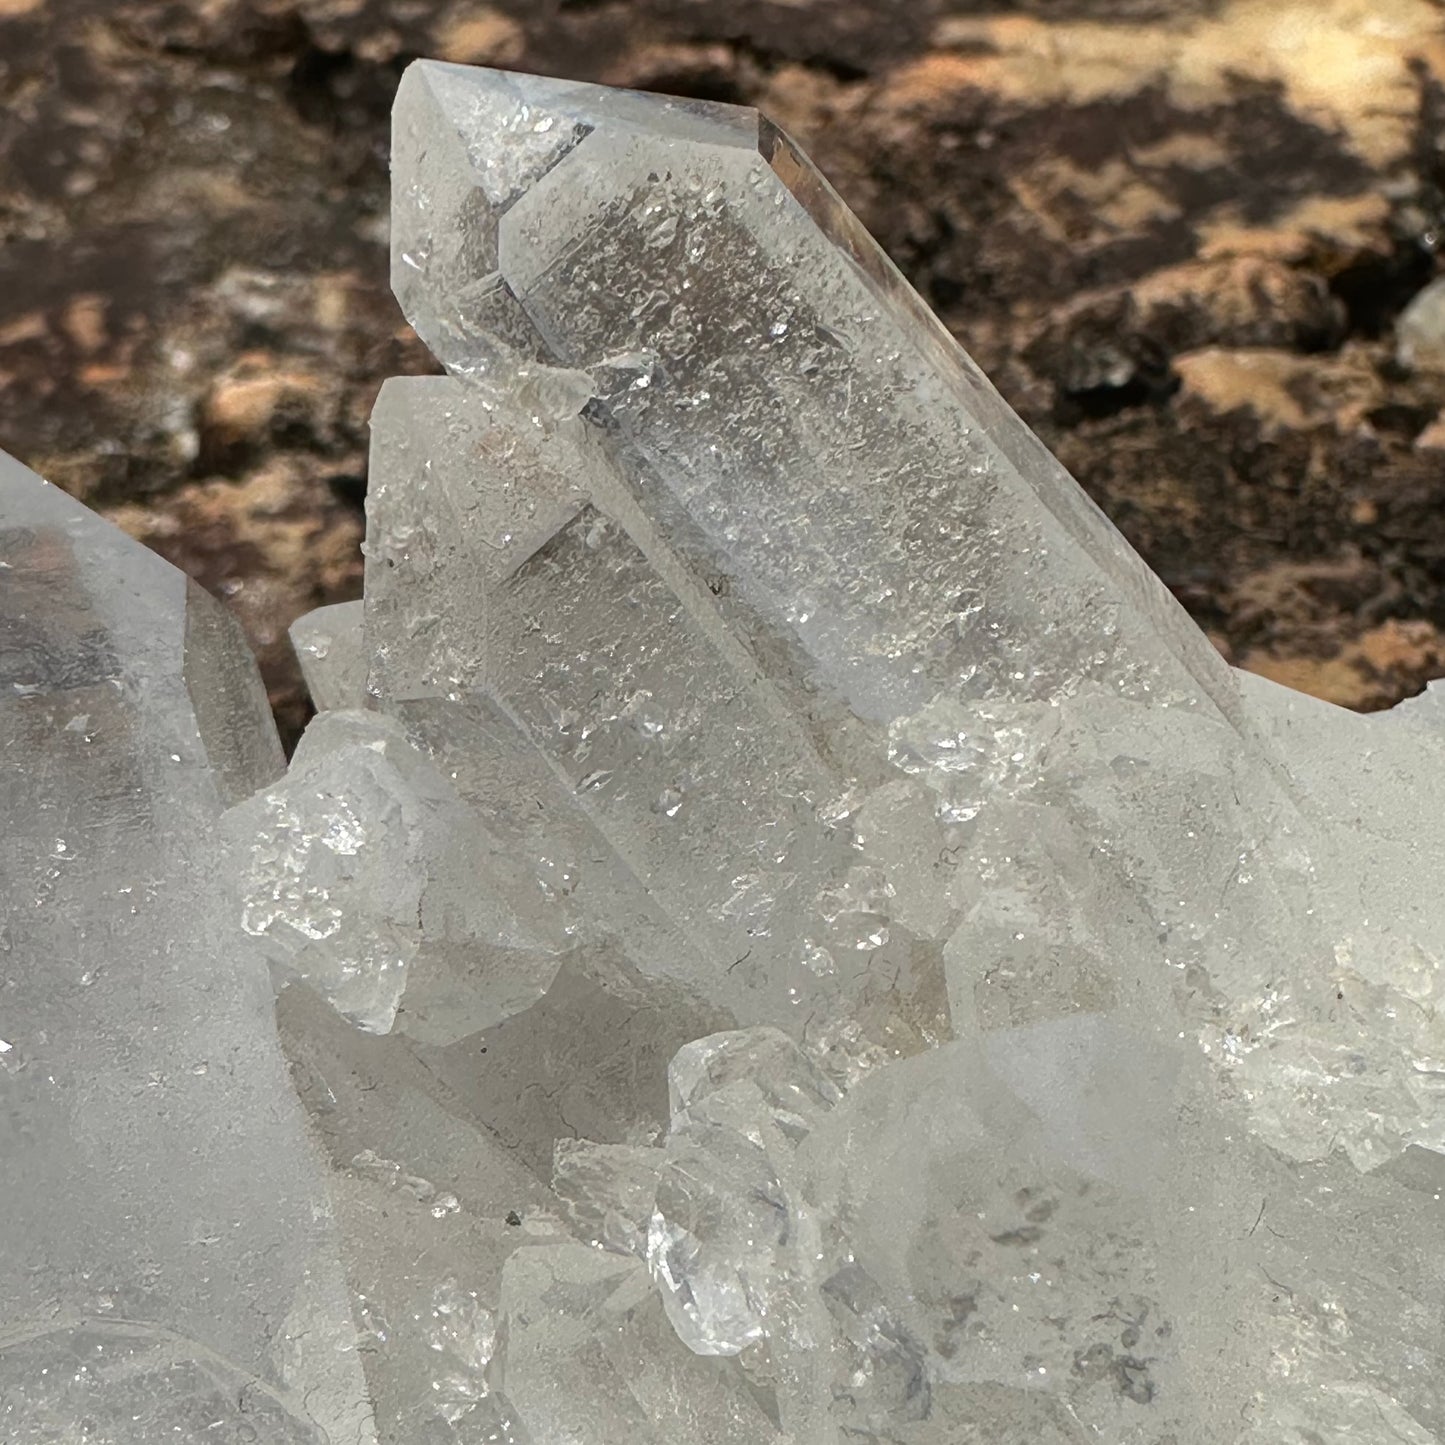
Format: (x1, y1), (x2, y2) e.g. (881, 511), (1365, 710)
(5, 61), (1445, 1445)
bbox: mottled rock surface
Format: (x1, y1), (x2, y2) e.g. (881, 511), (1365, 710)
(3, 0), (1444, 741)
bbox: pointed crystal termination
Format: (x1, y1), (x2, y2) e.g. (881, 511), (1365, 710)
(0, 449), (372, 1445)
(290, 599), (367, 712)
(392, 62), (1250, 734)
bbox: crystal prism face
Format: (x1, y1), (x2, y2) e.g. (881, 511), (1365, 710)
(9, 62), (1445, 1445)
(0, 451), (369, 1444)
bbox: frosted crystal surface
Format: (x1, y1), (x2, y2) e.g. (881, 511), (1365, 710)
(498, 1242), (780, 1444)
(9, 58), (1445, 1445)
(0, 450), (371, 1444)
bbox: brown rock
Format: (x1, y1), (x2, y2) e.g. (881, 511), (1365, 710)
(61, 294), (109, 354)
(435, 7), (526, 67)
(1241, 618), (1445, 711)
(201, 359), (330, 455)
(1415, 413), (1445, 451)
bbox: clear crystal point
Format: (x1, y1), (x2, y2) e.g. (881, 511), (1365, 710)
(394, 60), (1246, 733)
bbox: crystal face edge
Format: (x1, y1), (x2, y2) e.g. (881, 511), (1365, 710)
(755, 113), (1256, 732)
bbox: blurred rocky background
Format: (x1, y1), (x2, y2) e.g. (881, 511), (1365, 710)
(2, 0), (1444, 745)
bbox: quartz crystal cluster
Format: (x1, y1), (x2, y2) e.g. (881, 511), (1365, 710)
(5, 62), (1445, 1445)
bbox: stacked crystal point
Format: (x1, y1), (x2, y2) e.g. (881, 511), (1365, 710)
(5, 63), (1445, 1445)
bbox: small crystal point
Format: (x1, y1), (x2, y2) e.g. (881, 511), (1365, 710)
(224, 707), (568, 1039)
(290, 598), (367, 712)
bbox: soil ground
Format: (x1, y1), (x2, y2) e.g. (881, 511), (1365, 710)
(3, 0), (1444, 744)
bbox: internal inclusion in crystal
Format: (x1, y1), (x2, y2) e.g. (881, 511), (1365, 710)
(6, 60), (1445, 1445)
